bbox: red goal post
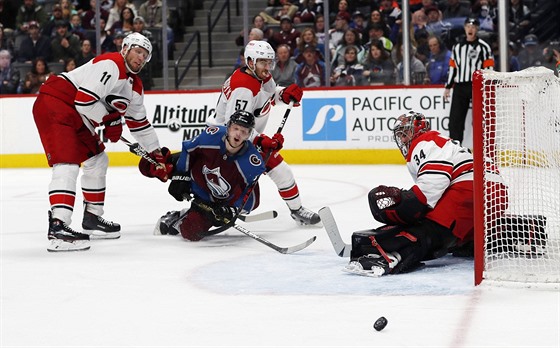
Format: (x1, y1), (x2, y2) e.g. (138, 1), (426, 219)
(472, 67), (560, 287)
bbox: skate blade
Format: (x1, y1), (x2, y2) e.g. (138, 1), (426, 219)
(47, 239), (90, 252)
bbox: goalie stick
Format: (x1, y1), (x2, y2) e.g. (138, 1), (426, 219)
(319, 207), (352, 257)
(193, 200), (316, 254)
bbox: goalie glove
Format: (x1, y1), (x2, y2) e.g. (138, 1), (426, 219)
(168, 172), (192, 201)
(138, 147), (174, 182)
(368, 185), (428, 225)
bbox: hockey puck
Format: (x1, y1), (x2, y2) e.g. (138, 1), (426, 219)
(373, 316), (388, 331)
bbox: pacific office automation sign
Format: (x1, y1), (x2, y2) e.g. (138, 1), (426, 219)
(297, 88), (460, 149)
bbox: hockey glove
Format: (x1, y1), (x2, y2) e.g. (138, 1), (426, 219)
(168, 172), (192, 201)
(280, 84), (303, 106)
(254, 133), (284, 153)
(368, 186), (428, 225)
(138, 147), (174, 182)
(102, 112), (123, 142)
(210, 205), (240, 226)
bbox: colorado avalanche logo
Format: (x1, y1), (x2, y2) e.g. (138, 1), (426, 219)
(202, 165), (231, 199)
(249, 154), (262, 166)
(105, 95), (130, 113)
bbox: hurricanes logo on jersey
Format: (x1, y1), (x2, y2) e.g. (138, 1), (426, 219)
(302, 98), (346, 141)
(105, 95), (130, 113)
(202, 165), (231, 200)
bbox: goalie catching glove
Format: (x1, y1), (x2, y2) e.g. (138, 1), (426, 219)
(368, 185), (428, 225)
(138, 147), (174, 182)
(254, 133), (284, 153)
(280, 84), (302, 106)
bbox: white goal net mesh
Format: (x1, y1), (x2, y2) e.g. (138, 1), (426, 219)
(477, 67), (560, 285)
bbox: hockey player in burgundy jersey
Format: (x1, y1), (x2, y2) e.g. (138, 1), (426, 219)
(207, 40), (321, 226)
(344, 111), (507, 277)
(146, 110), (267, 241)
(33, 32), (172, 252)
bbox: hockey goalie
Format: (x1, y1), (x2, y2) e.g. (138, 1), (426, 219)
(345, 111), (513, 277)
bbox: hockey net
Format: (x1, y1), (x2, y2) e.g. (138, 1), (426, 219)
(472, 67), (560, 287)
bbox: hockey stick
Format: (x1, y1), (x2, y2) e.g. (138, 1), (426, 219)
(120, 136), (164, 168)
(238, 210), (278, 222)
(319, 207), (352, 257)
(193, 200), (316, 254)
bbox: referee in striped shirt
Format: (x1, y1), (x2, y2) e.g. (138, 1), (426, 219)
(444, 17), (494, 144)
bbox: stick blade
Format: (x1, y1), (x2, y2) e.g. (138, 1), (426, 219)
(319, 207), (351, 257)
(278, 236), (317, 254)
(238, 210), (278, 223)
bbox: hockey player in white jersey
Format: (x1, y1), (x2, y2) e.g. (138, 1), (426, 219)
(207, 40), (320, 225)
(33, 32), (173, 252)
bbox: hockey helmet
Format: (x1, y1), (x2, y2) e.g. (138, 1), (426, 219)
(392, 111), (431, 157)
(244, 40), (275, 69)
(228, 110), (256, 129)
(121, 32), (152, 73)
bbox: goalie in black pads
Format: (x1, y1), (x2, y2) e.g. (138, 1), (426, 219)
(345, 111), (508, 277)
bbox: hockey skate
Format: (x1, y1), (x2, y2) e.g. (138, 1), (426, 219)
(153, 210), (186, 235)
(47, 211), (90, 252)
(290, 206), (321, 226)
(343, 252), (401, 277)
(82, 210), (121, 239)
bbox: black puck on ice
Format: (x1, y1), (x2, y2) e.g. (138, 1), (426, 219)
(373, 316), (388, 331)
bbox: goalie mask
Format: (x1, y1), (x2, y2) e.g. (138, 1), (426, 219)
(121, 32), (152, 74)
(392, 111), (430, 157)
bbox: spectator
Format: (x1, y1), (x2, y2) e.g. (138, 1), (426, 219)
(16, 0), (48, 34)
(378, 0), (402, 33)
(361, 39), (396, 85)
(0, 23), (15, 56)
(331, 28), (363, 67)
(362, 22), (393, 55)
(425, 5), (448, 39)
(43, 4), (66, 38)
(86, 17), (116, 54)
(272, 44), (298, 86)
(260, 0), (298, 25)
(517, 34), (543, 69)
(293, 27), (325, 64)
(294, 0), (321, 24)
(51, 20), (81, 63)
(59, 0), (77, 20)
(82, 0), (109, 30)
(75, 39), (94, 67)
(333, 0), (351, 24)
(493, 40), (520, 72)
(509, 0), (531, 43)
(396, 44), (427, 85)
(313, 13), (326, 46)
(138, 0), (169, 28)
(111, 31), (125, 53)
(350, 10), (366, 33)
(16, 21), (52, 63)
(366, 9), (391, 40)
(111, 6), (135, 35)
(268, 15), (300, 54)
(425, 35), (451, 84)
(69, 14), (87, 41)
(20, 57), (52, 94)
(295, 44), (326, 87)
(328, 11), (351, 54)
(330, 45), (365, 86)
(442, 0), (471, 20)
(235, 15), (272, 46)
(106, 0), (136, 31)
(0, 49), (20, 94)
(131, 16), (153, 39)
(63, 56), (76, 72)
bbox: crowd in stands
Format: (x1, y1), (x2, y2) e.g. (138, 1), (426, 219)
(0, 0), (178, 94)
(233, 0), (560, 87)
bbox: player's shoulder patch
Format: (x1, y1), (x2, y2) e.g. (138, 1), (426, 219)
(249, 153), (263, 167)
(205, 126), (221, 135)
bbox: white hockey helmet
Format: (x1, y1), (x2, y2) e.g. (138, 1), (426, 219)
(244, 40), (275, 67)
(121, 32), (152, 73)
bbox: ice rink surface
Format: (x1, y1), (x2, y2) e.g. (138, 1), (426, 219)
(1, 165), (558, 347)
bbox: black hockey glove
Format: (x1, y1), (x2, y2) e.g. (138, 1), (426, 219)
(210, 205), (240, 226)
(167, 172), (192, 201)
